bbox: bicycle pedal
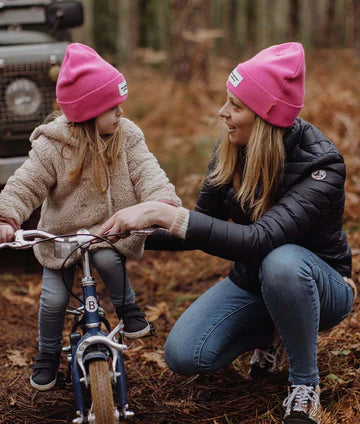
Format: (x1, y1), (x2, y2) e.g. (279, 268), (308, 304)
(148, 322), (156, 337)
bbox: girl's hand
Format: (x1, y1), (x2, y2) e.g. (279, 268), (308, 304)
(97, 201), (178, 241)
(0, 224), (15, 243)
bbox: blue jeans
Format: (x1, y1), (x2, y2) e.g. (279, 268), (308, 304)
(39, 248), (135, 352)
(164, 244), (354, 385)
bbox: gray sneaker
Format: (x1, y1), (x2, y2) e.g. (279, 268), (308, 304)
(282, 384), (322, 424)
(249, 335), (287, 379)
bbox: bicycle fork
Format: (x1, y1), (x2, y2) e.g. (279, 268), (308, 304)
(70, 249), (133, 424)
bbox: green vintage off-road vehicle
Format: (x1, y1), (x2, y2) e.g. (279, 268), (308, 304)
(0, 0), (83, 185)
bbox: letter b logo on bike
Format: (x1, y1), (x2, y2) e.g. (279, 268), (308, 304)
(85, 296), (98, 312)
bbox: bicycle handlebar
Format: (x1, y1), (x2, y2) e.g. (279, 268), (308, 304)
(0, 227), (163, 250)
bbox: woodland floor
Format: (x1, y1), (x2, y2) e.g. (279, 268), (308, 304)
(1, 49), (360, 424)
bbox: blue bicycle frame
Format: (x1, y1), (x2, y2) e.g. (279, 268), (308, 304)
(69, 246), (133, 424)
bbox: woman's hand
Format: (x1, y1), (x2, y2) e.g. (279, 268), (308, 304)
(0, 224), (15, 243)
(96, 201), (178, 241)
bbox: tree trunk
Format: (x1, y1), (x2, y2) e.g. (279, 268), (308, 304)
(116, 0), (139, 64)
(168, 0), (212, 83)
(349, 0), (360, 56)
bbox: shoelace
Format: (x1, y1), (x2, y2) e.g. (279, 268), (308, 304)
(250, 347), (283, 372)
(283, 385), (320, 414)
(250, 348), (275, 367)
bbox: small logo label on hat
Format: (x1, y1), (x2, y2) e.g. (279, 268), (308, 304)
(118, 80), (128, 96)
(229, 68), (243, 87)
(311, 170), (326, 180)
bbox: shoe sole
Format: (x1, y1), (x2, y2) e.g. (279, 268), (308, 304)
(30, 374), (57, 391)
(124, 323), (151, 339)
(283, 417), (320, 424)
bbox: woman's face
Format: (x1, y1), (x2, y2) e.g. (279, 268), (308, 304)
(96, 104), (123, 135)
(218, 89), (255, 146)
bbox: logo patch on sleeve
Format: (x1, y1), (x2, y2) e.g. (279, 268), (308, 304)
(311, 170), (326, 180)
(118, 80), (128, 96)
(228, 68), (243, 87)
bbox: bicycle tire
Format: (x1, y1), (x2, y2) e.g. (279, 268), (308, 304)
(89, 359), (115, 424)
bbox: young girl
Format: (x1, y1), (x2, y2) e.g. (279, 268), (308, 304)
(98, 43), (355, 424)
(0, 43), (180, 391)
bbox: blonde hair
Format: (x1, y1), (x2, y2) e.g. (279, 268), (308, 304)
(63, 119), (123, 193)
(209, 116), (286, 221)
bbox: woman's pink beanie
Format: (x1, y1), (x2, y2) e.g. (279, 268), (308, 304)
(56, 43), (128, 122)
(226, 42), (305, 128)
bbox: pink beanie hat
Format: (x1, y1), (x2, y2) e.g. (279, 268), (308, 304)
(226, 42), (305, 128)
(56, 43), (128, 122)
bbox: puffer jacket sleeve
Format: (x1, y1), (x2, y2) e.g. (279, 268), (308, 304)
(0, 136), (57, 225)
(124, 119), (180, 205)
(183, 156), (345, 262)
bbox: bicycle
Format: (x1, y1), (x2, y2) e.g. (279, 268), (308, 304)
(0, 227), (157, 424)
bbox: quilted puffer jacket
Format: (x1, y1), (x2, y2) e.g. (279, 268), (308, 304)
(146, 118), (352, 293)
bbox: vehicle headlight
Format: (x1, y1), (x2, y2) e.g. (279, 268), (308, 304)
(5, 78), (42, 116)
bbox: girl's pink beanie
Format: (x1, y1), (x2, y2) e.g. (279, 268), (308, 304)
(226, 42), (305, 128)
(56, 43), (128, 122)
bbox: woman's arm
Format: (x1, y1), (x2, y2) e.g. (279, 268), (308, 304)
(182, 163), (345, 262)
(99, 161), (345, 262)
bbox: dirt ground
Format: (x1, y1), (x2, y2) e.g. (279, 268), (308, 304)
(1, 49), (360, 424)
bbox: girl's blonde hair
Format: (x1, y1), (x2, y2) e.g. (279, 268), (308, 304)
(208, 116), (286, 221)
(64, 119), (123, 193)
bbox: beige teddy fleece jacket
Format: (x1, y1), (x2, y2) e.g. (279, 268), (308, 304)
(0, 115), (180, 269)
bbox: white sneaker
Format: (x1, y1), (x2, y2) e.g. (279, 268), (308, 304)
(282, 384), (322, 424)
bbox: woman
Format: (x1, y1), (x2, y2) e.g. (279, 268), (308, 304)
(98, 42), (354, 424)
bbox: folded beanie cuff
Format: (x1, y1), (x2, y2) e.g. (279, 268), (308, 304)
(57, 73), (127, 122)
(226, 67), (303, 128)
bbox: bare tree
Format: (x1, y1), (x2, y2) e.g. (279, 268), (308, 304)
(349, 0), (360, 56)
(117, 0), (139, 64)
(168, 0), (213, 82)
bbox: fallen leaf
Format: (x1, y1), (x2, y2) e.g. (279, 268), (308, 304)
(142, 351), (166, 369)
(146, 301), (174, 324)
(7, 350), (28, 367)
(28, 280), (42, 297)
(3, 287), (36, 306)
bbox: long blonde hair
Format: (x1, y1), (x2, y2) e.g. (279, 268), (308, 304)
(209, 116), (286, 221)
(63, 119), (123, 193)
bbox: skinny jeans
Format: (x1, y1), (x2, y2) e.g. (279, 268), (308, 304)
(164, 244), (354, 385)
(39, 248), (135, 353)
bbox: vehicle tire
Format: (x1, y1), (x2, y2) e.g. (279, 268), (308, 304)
(88, 359), (115, 424)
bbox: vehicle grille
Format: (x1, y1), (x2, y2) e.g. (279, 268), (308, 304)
(0, 61), (56, 150)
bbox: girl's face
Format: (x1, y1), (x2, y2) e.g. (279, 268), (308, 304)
(96, 104), (123, 135)
(218, 89), (255, 146)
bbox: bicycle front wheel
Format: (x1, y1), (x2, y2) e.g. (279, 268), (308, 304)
(89, 359), (115, 424)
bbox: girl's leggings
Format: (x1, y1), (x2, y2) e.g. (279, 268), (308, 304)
(39, 248), (135, 352)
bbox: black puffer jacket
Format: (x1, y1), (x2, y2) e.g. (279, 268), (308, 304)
(146, 118), (352, 293)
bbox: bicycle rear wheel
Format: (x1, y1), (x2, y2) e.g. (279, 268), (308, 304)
(89, 359), (115, 424)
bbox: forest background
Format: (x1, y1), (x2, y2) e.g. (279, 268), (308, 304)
(1, 1), (360, 423)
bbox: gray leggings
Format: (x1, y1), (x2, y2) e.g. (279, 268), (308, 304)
(39, 248), (135, 353)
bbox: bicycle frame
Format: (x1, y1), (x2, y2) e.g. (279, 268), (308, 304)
(69, 244), (132, 424)
(0, 227), (159, 424)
